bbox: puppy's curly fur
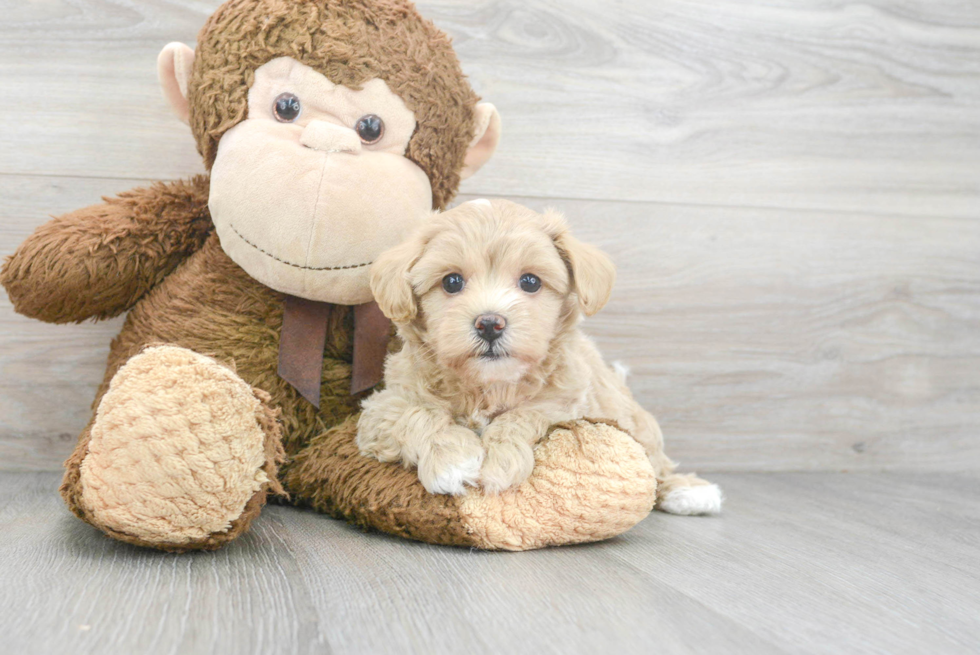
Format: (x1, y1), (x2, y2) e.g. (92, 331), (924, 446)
(358, 199), (722, 515)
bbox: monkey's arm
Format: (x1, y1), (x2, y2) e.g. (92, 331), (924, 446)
(1, 176), (212, 323)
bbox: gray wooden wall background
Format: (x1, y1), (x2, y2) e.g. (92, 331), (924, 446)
(1, 0), (977, 472)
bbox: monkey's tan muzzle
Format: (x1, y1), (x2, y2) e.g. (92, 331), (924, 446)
(208, 119), (432, 305)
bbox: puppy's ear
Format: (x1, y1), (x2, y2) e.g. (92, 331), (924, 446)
(548, 213), (616, 316)
(370, 237), (424, 322)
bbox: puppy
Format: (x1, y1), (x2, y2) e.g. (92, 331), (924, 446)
(357, 199), (722, 515)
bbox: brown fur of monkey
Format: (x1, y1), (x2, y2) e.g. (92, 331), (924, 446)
(10, 191), (652, 552)
(2, 0), (482, 549)
(46, 207), (356, 550)
(2, 176), (212, 324)
(2, 0), (657, 552)
(2, 183), (656, 552)
(192, 0), (479, 209)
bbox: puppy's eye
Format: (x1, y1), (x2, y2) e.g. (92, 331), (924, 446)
(519, 273), (541, 293)
(442, 273), (465, 294)
(273, 93), (302, 123)
(355, 114), (385, 143)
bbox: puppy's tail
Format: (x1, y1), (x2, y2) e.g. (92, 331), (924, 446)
(611, 360), (630, 385)
(656, 473), (724, 516)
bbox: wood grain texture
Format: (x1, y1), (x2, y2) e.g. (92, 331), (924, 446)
(1, 471), (977, 655)
(0, 176), (980, 470)
(533, 196), (980, 472)
(1, 0), (978, 472)
(3, 178), (977, 471)
(0, 0), (976, 216)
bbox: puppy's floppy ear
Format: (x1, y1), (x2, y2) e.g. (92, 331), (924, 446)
(370, 236), (425, 323)
(547, 211), (616, 316)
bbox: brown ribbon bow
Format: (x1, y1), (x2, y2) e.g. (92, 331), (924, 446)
(277, 296), (390, 406)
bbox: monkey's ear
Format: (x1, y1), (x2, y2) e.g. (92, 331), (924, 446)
(370, 237), (424, 323)
(157, 42), (196, 124)
(460, 103), (502, 180)
(551, 217), (616, 316)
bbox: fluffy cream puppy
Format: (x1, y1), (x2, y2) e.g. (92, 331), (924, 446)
(357, 199), (722, 515)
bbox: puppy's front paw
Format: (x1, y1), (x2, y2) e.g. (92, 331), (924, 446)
(480, 439), (535, 495)
(417, 426), (485, 496)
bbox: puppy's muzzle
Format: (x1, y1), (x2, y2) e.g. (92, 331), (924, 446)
(475, 314), (506, 344)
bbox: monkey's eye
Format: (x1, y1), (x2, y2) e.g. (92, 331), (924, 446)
(519, 273), (542, 293)
(355, 115), (385, 144)
(273, 93), (302, 123)
(442, 273), (465, 294)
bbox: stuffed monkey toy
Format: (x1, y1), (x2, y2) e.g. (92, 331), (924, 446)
(2, 0), (657, 552)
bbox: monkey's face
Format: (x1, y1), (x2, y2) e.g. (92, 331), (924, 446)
(208, 57), (433, 304)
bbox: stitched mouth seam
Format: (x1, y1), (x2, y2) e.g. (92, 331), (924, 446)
(230, 224), (373, 271)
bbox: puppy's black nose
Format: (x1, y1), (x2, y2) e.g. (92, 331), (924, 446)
(475, 314), (506, 343)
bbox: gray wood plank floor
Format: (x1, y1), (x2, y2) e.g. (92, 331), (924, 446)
(1, 472), (977, 655)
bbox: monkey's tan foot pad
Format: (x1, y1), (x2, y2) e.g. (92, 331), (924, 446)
(457, 420), (658, 550)
(284, 418), (656, 551)
(76, 345), (283, 551)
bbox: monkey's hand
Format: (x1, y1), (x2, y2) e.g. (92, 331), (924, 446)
(2, 176), (212, 323)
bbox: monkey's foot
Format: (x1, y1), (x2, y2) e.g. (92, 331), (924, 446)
(285, 418), (657, 551)
(73, 346), (283, 551)
(457, 420), (658, 549)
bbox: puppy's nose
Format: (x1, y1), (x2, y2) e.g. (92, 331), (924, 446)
(475, 314), (506, 343)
